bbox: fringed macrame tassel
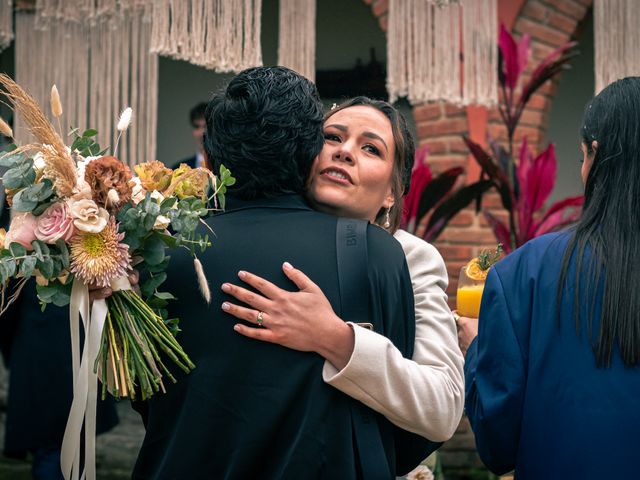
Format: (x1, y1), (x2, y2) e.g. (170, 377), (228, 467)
(461, 0), (498, 106)
(277, 0), (316, 81)
(388, 0), (497, 107)
(595, 0), (640, 93)
(149, 0), (263, 74)
(16, 6), (158, 167)
(0, 0), (13, 52)
(388, 0), (462, 105)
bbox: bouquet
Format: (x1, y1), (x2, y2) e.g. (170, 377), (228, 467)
(0, 74), (235, 401)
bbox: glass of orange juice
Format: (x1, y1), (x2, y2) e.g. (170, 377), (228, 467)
(456, 266), (486, 318)
(456, 245), (502, 318)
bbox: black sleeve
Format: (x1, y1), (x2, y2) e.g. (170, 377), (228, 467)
(0, 279), (25, 366)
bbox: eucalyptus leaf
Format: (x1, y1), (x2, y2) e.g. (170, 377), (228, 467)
(157, 233), (178, 248)
(11, 189), (38, 212)
(20, 255), (37, 277)
(143, 212), (158, 231)
(142, 235), (165, 266)
(141, 271), (167, 298)
(56, 240), (70, 268)
(146, 256), (170, 274)
(82, 129), (98, 137)
(0, 152), (25, 168)
(3, 161), (36, 189)
(37, 257), (54, 278)
(154, 291), (175, 300)
(32, 240), (45, 261)
(32, 201), (54, 216)
(146, 296), (169, 309)
(8, 242), (27, 258)
(36, 283), (58, 301)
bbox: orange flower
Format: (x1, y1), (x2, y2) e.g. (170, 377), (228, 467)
(134, 160), (172, 194)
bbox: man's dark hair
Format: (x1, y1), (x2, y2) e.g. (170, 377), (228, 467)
(204, 66), (324, 199)
(190, 102), (207, 126)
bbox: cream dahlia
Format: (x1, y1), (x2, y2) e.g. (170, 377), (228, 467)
(69, 219), (131, 287)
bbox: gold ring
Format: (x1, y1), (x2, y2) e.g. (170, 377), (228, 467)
(257, 311), (264, 326)
(452, 312), (461, 323)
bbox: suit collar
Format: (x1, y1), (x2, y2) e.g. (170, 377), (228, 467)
(223, 194), (313, 213)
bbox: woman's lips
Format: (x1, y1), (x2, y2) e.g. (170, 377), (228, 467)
(319, 167), (353, 185)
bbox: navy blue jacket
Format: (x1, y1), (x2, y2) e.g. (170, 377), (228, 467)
(465, 232), (640, 479)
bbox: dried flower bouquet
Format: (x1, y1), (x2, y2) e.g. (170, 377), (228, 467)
(0, 74), (235, 400)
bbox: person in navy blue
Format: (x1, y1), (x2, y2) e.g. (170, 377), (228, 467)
(458, 76), (640, 479)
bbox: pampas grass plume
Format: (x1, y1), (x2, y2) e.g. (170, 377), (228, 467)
(50, 85), (62, 118)
(193, 257), (211, 304)
(117, 107), (132, 132)
(0, 117), (12, 139)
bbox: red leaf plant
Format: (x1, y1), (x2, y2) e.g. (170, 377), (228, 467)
(401, 26), (582, 250)
(463, 25), (583, 252)
(401, 145), (493, 242)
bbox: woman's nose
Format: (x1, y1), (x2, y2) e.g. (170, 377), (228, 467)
(334, 144), (355, 164)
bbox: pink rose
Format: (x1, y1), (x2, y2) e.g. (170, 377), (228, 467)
(5, 212), (38, 250)
(35, 202), (75, 243)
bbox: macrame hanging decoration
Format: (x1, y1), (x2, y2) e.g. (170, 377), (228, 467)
(0, 0), (13, 52)
(387, 0), (497, 107)
(594, 0), (640, 93)
(150, 0), (262, 73)
(277, 0), (316, 81)
(15, 2), (158, 168)
(461, 0), (498, 106)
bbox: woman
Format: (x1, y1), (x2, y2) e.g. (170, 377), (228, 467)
(457, 77), (640, 478)
(221, 97), (465, 443)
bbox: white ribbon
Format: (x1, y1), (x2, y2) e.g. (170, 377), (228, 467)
(61, 276), (130, 480)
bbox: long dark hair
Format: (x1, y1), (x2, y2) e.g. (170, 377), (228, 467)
(557, 77), (640, 367)
(323, 97), (415, 233)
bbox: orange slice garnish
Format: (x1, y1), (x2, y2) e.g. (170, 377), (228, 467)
(465, 258), (489, 281)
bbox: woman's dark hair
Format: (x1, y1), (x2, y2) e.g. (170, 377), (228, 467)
(205, 66), (324, 199)
(557, 76), (640, 367)
(323, 97), (415, 232)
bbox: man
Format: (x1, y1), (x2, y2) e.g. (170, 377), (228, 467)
(133, 67), (416, 479)
(178, 102), (208, 169)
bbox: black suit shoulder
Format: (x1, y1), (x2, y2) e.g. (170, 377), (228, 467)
(365, 223), (407, 271)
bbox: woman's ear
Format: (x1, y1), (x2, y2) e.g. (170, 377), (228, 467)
(591, 140), (598, 156)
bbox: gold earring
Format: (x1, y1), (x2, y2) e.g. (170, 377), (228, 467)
(383, 208), (391, 229)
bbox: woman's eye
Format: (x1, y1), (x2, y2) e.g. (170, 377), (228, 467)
(363, 144), (381, 156)
(324, 133), (340, 142)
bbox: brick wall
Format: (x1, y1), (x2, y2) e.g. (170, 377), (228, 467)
(363, 0), (592, 477)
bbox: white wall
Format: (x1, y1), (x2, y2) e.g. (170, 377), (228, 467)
(544, 12), (594, 202)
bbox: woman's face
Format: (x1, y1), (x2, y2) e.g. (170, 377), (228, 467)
(306, 106), (396, 222)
